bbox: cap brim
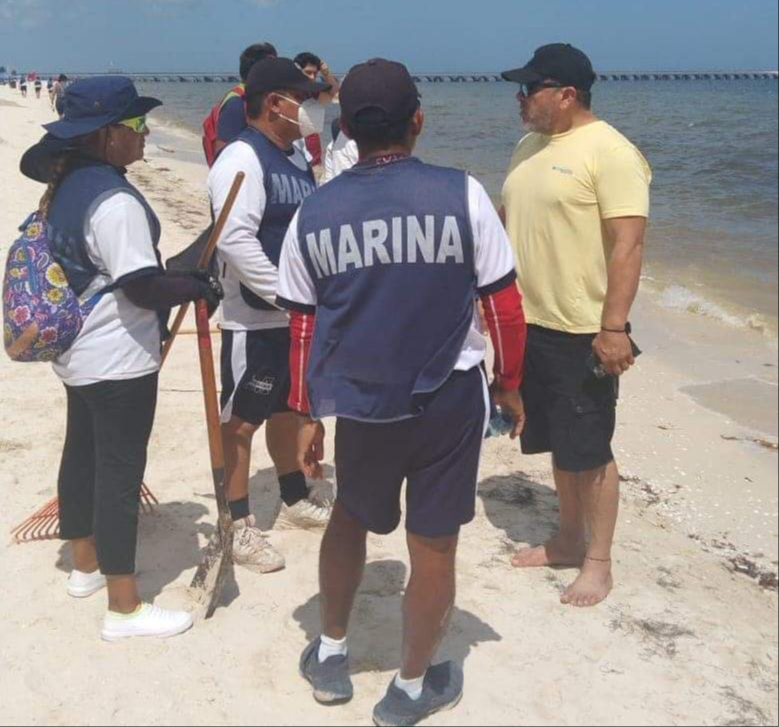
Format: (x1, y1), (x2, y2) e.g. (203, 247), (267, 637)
(21, 135), (81, 183)
(501, 67), (545, 84)
(286, 78), (332, 95)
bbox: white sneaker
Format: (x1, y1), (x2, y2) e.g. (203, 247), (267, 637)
(101, 603), (193, 642)
(233, 516), (286, 574)
(67, 570), (107, 599)
(278, 496), (333, 530)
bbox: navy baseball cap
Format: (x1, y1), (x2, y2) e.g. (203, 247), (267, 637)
(246, 57), (331, 98)
(340, 59), (420, 129)
(502, 44), (597, 91)
(44, 76), (162, 140)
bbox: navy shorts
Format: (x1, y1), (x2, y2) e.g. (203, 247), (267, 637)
(334, 368), (489, 539)
(220, 328), (292, 426)
(520, 325), (618, 473)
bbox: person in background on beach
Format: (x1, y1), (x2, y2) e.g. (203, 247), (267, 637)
(294, 52), (341, 168)
(210, 42), (278, 163)
(501, 44), (652, 607)
(52, 74), (68, 116)
(34, 76), (42, 99)
(279, 58), (527, 726)
(207, 58), (333, 575)
(19, 75), (28, 97)
(20, 77), (223, 641)
(322, 115), (359, 184)
(47, 76), (55, 106)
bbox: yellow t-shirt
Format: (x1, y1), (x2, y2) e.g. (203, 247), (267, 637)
(502, 120), (652, 334)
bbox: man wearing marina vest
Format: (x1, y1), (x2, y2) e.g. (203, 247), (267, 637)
(277, 59), (527, 726)
(207, 58), (333, 577)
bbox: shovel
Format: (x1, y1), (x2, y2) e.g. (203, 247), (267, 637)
(177, 172), (244, 618)
(190, 298), (234, 618)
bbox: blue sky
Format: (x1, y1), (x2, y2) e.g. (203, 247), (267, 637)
(1, 0), (777, 73)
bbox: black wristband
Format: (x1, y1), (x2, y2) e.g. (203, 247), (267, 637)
(602, 323), (632, 335)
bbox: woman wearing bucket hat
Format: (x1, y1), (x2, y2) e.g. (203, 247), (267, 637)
(21, 76), (223, 641)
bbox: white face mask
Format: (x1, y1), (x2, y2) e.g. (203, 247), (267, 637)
(278, 95), (326, 137)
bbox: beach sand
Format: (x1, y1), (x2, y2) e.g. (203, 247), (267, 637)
(0, 86), (777, 726)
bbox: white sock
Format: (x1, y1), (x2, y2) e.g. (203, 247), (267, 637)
(318, 634), (348, 662)
(395, 673), (425, 701)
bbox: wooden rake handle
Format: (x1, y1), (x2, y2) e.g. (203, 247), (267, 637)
(160, 172), (246, 366)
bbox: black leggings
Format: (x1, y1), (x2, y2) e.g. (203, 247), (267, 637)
(58, 373), (158, 576)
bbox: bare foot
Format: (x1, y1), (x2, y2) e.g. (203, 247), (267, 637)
(561, 558), (614, 607)
(511, 534), (586, 569)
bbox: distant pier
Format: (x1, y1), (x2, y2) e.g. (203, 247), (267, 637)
(44, 71), (779, 84)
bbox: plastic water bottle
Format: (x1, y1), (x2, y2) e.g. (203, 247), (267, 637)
(485, 407), (514, 439)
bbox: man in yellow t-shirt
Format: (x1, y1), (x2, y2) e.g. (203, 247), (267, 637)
(500, 44), (652, 608)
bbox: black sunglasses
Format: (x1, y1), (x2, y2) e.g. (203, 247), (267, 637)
(518, 81), (566, 98)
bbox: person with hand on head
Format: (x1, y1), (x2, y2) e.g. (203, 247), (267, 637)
(20, 76), (223, 642)
(207, 58), (333, 577)
(294, 52), (341, 105)
(294, 52), (341, 168)
(500, 44), (652, 608)
(278, 58), (527, 726)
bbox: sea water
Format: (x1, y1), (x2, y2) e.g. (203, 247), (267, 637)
(138, 78), (779, 340)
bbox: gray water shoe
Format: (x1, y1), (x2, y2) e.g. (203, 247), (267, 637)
(373, 662), (464, 727)
(299, 637), (354, 705)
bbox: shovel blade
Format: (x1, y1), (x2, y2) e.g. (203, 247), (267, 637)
(191, 511), (234, 619)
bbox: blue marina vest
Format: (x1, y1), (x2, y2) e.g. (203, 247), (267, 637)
(235, 128), (316, 310)
(47, 161), (162, 296)
(296, 157), (477, 422)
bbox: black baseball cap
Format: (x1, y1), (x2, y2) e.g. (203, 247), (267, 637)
(246, 57), (331, 98)
(340, 58), (420, 128)
(502, 44), (596, 91)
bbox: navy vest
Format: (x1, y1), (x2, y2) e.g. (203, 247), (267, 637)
(296, 157), (476, 422)
(235, 128), (316, 310)
(47, 161), (162, 296)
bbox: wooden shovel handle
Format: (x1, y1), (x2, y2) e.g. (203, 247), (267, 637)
(160, 171), (245, 367)
(195, 299), (224, 472)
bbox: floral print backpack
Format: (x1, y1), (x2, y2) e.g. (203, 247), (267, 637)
(3, 213), (104, 362)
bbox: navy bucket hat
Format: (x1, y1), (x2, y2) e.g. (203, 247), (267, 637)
(44, 76), (162, 139)
(21, 76), (162, 182)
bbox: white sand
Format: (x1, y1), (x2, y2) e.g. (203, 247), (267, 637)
(0, 87), (777, 726)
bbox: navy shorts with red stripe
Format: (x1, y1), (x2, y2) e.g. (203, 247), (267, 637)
(334, 368), (489, 539)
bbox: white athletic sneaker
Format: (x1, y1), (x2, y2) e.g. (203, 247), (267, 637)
(67, 569), (107, 599)
(232, 516), (286, 574)
(278, 496), (333, 530)
(101, 603), (193, 642)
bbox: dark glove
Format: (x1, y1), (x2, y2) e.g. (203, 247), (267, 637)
(189, 271), (224, 318)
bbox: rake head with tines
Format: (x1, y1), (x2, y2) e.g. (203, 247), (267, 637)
(10, 484), (159, 544)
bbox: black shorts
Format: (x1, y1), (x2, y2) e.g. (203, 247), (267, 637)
(520, 325), (618, 473)
(220, 328), (292, 426)
(335, 368), (489, 539)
